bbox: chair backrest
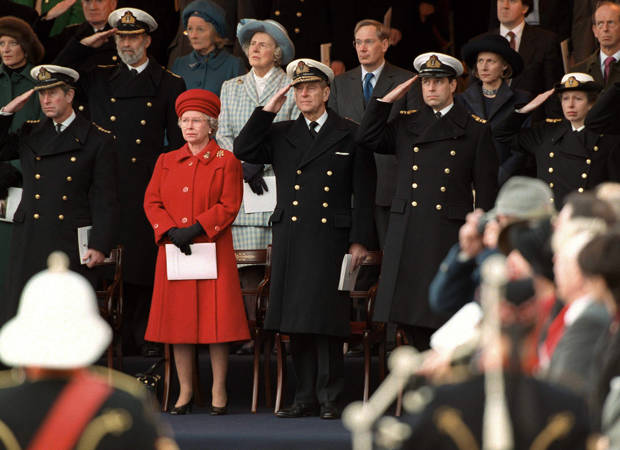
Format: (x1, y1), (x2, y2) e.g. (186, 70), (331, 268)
(349, 250), (382, 325)
(95, 246), (123, 330)
(235, 246), (272, 325)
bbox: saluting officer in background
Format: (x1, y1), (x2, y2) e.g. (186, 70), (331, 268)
(357, 53), (499, 350)
(0, 64), (119, 328)
(54, 8), (186, 356)
(234, 58), (375, 420)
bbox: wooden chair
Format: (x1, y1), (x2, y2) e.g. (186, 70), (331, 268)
(234, 247), (273, 413)
(94, 245), (124, 369)
(273, 251), (386, 412)
(160, 247), (273, 413)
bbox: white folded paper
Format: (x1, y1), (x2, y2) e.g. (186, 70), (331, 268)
(243, 176), (277, 213)
(338, 253), (360, 291)
(77, 225), (113, 265)
(165, 243), (217, 280)
(0, 187), (22, 222)
(430, 302), (483, 355)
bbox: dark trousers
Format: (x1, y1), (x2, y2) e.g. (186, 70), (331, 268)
(289, 333), (344, 406)
(123, 282), (153, 354)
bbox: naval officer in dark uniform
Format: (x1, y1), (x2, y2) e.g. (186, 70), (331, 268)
(357, 52), (499, 350)
(54, 8), (186, 356)
(494, 72), (620, 208)
(234, 58), (376, 419)
(0, 64), (119, 327)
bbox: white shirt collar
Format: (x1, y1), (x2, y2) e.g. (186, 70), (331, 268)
(434, 102), (454, 117)
(599, 48), (620, 68)
(361, 61), (385, 86)
(126, 59), (149, 74)
(564, 295), (593, 326)
(572, 124), (586, 132)
(55, 110), (76, 133)
(304, 109), (328, 133)
(500, 20), (525, 51)
(252, 67), (276, 97)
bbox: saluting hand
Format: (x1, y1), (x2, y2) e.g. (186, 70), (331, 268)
(1, 89), (34, 114)
(81, 29), (116, 48)
(517, 88), (555, 115)
(348, 243), (369, 272)
(263, 84), (291, 114)
(45, 0), (77, 20)
(379, 75), (418, 104)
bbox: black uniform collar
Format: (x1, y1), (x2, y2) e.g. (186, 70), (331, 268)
(31, 113), (91, 157)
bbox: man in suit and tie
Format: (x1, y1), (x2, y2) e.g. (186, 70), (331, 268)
(477, 0), (563, 120)
(572, 1), (620, 88)
(329, 19), (416, 247)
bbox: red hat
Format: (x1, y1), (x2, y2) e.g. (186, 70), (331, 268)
(175, 89), (220, 118)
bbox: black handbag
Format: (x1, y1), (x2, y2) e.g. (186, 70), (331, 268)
(135, 358), (164, 395)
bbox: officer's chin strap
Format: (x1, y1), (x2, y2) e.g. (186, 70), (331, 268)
(342, 255), (512, 450)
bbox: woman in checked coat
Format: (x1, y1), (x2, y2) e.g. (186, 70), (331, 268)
(144, 89), (249, 415)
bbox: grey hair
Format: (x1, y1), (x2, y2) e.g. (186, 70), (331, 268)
(241, 32), (283, 66)
(177, 111), (219, 135)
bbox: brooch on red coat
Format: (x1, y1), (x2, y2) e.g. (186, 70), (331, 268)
(216, 150), (224, 158)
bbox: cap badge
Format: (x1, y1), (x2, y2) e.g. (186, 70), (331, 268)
(564, 76), (579, 88)
(37, 67), (52, 81)
(294, 61), (311, 77)
(425, 55), (441, 69)
(121, 10), (137, 25)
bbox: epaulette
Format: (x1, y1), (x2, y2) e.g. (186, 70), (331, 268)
(545, 118), (563, 123)
(399, 109), (418, 115)
(97, 64), (117, 68)
(471, 114), (487, 124)
(26, 119), (40, 124)
(165, 68), (182, 78)
(92, 122), (112, 134)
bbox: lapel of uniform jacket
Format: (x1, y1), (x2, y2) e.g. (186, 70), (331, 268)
(412, 103), (467, 145)
(109, 58), (160, 98)
(285, 113), (315, 165)
(299, 109), (350, 168)
(550, 121), (592, 157)
(344, 66), (365, 119)
(30, 114), (89, 157)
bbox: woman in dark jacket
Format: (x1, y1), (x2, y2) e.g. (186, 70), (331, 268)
(458, 34), (531, 184)
(494, 73), (620, 208)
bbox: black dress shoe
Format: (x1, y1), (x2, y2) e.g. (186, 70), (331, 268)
(210, 402), (228, 415)
(169, 397), (193, 415)
(275, 403), (319, 418)
(320, 403), (341, 420)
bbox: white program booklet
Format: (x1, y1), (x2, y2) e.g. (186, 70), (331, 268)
(77, 225), (113, 265)
(338, 253), (361, 291)
(430, 302), (483, 356)
(243, 176), (277, 213)
(165, 243), (217, 280)
(0, 187), (22, 222)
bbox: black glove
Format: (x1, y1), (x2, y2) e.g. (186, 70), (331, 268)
(242, 162), (268, 195)
(167, 223), (204, 255)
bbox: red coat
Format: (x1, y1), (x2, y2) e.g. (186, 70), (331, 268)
(143, 139), (250, 344)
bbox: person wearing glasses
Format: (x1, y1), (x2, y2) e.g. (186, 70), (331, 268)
(170, 0), (245, 97)
(572, 1), (620, 88)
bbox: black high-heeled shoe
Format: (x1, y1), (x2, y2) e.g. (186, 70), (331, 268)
(169, 397), (193, 415)
(210, 401), (228, 416)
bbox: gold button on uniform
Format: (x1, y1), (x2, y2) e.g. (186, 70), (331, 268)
(296, 11), (302, 17)
(136, 139), (142, 144)
(440, 186), (446, 192)
(70, 156), (77, 162)
(34, 194), (40, 199)
(294, 184), (300, 190)
(412, 165), (418, 171)
(110, 115), (116, 121)
(413, 146), (419, 152)
(58, 214), (64, 220)
(326, 170), (333, 176)
(66, 176), (72, 181)
(436, 204), (442, 211)
(293, 200), (299, 206)
(411, 201), (418, 207)
(322, 202), (328, 208)
(35, 174), (41, 179)
(581, 173), (588, 179)
(110, 97), (116, 103)
(140, 120), (146, 125)
(578, 187), (584, 193)
(296, 169), (302, 175)
(586, 159), (591, 165)
(549, 182), (554, 188)
(594, 146), (599, 152)
(131, 157), (136, 163)
(78, 105), (84, 111)
(62, 195), (67, 200)
(321, 218), (327, 223)
(549, 152), (554, 158)
(35, 156), (41, 161)
(324, 186), (330, 192)
(112, 55), (117, 61)
(548, 167), (554, 173)
(444, 168), (450, 174)
(275, 9), (280, 15)
(450, 150), (456, 156)
(292, 216), (298, 221)
(294, 27), (300, 33)
(147, 102), (152, 107)
(412, 183), (418, 189)
(33, 213), (39, 219)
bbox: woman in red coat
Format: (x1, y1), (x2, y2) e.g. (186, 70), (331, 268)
(144, 89), (249, 415)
